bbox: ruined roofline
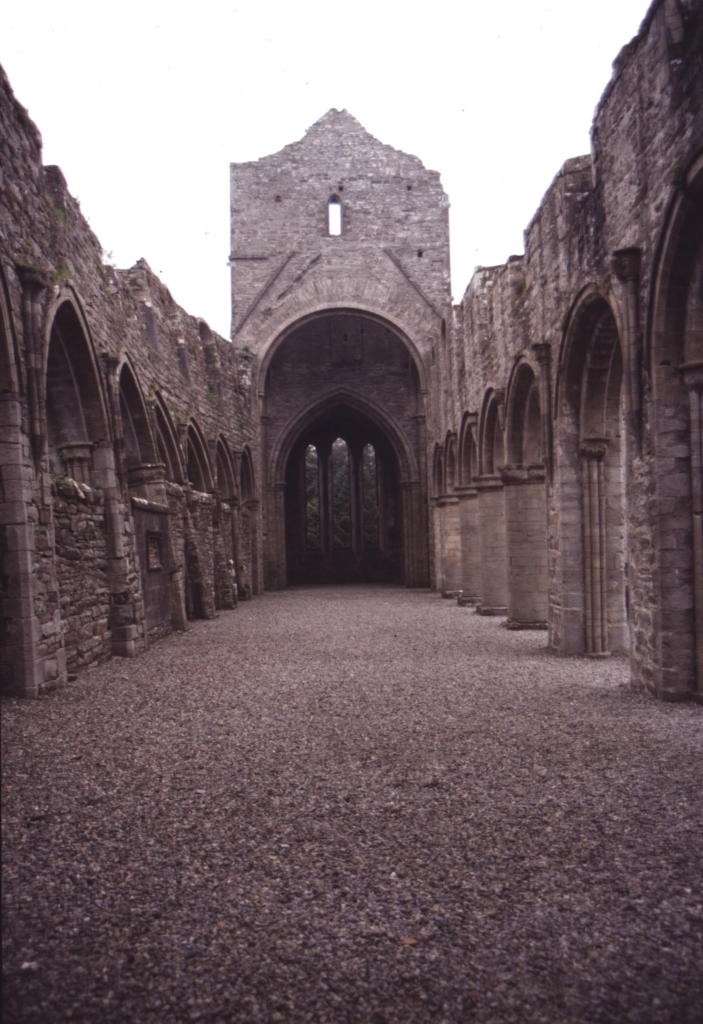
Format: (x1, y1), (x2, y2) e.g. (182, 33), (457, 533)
(229, 107), (443, 182)
(593, 0), (661, 119)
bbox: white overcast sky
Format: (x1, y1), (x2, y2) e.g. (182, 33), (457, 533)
(3, 0), (649, 339)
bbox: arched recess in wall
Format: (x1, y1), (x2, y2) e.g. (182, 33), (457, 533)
(455, 412), (481, 604)
(152, 394), (184, 484)
(45, 297), (110, 481)
(118, 360), (157, 473)
(504, 359), (548, 629)
(557, 288), (627, 656)
(44, 296), (112, 673)
(506, 360), (542, 467)
(118, 362), (173, 637)
(186, 421), (214, 493)
(444, 432), (458, 493)
(216, 437), (238, 502)
(475, 389), (509, 616)
(277, 391), (413, 586)
(458, 413), (478, 486)
(238, 446), (258, 598)
(649, 150), (703, 699)
(478, 389), (504, 476)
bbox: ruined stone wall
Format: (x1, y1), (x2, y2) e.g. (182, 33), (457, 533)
(438, 0), (703, 699)
(0, 65), (258, 696)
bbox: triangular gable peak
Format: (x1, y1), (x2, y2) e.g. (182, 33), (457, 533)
(231, 109), (440, 182)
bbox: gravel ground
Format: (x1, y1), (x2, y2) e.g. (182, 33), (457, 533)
(2, 585), (702, 1024)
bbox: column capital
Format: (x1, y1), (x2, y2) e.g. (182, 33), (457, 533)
(531, 342), (551, 366)
(579, 438), (608, 461)
(611, 246), (641, 284)
(681, 361), (703, 392)
(15, 263), (51, 295)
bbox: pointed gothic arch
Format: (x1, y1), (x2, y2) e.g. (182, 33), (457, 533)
(458, 412), (478, 487)
(152, 394), (184, 483)
(503, 358), (548, 629)
(557, 287), (627, 656)
(45, 297), (110, 481)
(117, 360), (157, 470)
(475, 389), (508, 616)
(185, 420), (214, 493)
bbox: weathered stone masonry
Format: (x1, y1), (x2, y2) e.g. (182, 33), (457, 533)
(1, 0), (702, 703)
(0, 66), (258, 697)
(437, 0), (703, 700)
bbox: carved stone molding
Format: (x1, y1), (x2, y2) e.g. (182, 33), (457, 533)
(611, 246), (642, 284)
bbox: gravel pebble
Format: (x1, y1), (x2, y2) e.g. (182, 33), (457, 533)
(2, 585), (702, 1023)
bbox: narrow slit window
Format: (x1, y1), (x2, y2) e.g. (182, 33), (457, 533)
(328, 196), (342, 236)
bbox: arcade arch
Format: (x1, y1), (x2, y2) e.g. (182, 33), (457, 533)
(455, 413), (480, 605)
(503, 360), (548, 629)
(475, 389), (508, 615)
(557, 290), (627, 656)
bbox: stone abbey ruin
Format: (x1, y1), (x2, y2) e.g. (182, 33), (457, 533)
(1, 0), (702, 702)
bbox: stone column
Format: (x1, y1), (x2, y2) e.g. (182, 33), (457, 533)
(502, 467), (548, 629)
(580, 440), (609, 656)
(455, 483), (480, 605)
(437, 493), (462, 597)
(93, 440), (143, 657)
(682, 362), (703, 697)
(475, 475), (508, 615)
(0, 392), (45, 696)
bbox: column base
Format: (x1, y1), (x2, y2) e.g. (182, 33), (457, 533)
(475, 604), (508, 616)
(504, 618), (548, 631)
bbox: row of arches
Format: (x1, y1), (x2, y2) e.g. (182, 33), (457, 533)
(433, 293), (627, 650)
(0, 276), (258, 695)
(41, 296), (257, 502)
(433, 150), (702, 699)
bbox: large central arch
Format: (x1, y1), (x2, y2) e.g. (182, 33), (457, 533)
(260, 309), (429, 589)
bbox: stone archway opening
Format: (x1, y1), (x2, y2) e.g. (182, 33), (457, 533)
(284, 403), (402, 584)
(261, 309), (429, 590)
(558, 294), (628, 656)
